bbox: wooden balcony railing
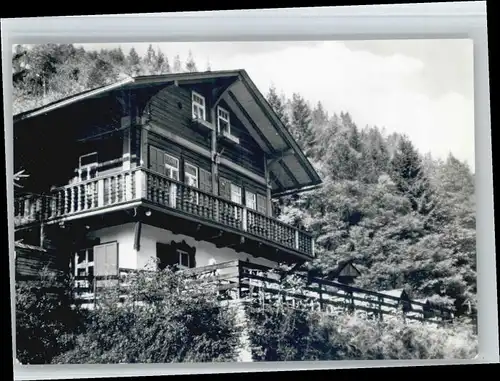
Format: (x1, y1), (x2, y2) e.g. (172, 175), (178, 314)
(14, 168), (314, 257)
(71, 260), (454, 324)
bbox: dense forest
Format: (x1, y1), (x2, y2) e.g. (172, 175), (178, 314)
(12, 43), (476, 316)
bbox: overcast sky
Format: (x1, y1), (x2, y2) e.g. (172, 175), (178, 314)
(78, 40), (475, 170)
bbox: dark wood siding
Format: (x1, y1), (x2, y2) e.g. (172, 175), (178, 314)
(15, 245), (65, 279)
(146, 85), (211, 151)
(218, 165), (268, 214)
(216, 100), (265, 177)
(147, 131), (212, 179)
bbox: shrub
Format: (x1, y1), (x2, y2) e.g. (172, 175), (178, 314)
(52, 267), (243, 364)
(15, 268), (83, 364)
(247, 302), (478, 361)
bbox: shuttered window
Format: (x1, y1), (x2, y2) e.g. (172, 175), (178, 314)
(199, 168), (212, 194)
(149, 145), (165, 176)
(184, 163), (198, 188)
(256, 194), (267, 215)
(219, 177), (232, 201)
(93, 242), (119, 276)
(149, 146), (180, 180)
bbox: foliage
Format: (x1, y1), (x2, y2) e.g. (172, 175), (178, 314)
(268, 91), (476, 317)
(15, 267), (83, 365)
(52, 267), (242, 364)
(12, 44), (195, 114)
(246, 303), (477, 361)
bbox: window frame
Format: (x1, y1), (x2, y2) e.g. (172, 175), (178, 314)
(184, 162), (199, 188)
(192, 91), (206, 121)
(230, 183), (242, 205)
(245, 190), (257, 210)
(164, 153), (180, 181)
(177, 249), (191, 269)
(217, 106), (231, 135)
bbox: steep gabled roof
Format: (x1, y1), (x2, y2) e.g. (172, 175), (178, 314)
(13, 69), (322, 195)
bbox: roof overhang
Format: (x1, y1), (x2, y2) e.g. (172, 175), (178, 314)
(219, 70), (322, 195)
(13, 69), (322, 195)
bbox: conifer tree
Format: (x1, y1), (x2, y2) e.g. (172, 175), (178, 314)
(290, 93), (315, 157)
(126, 48), (142, 76)
(266, 85), (290, 128)
(185, 50), (197, 72)
(173, 54), (182, 73)
(154, 48), (170, 74)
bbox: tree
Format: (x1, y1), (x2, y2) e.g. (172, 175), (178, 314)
(142, 44), (156, 75)
(185, 50), (198, 72)
(153, 48), (170, 75)
(267, 85), (290, 128)
(290, 93), (315, 157)
(390, 135), (437, 217)
(173, 54), (182, 73)
(86, 58), (117, 88)
(126, 48), (142, 76)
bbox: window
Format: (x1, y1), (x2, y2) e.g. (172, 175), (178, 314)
(245, 190), (256, 210)
(74, 248), (94, 277)
(192, 91), (206, 121)
(217, 106), (230, 134)
(231, 184), (242, 205)
(178, 250), (191, 269)
(165, 153), (180, 181)
(78, 152), (98, 181)
(184, 163), (198, 188)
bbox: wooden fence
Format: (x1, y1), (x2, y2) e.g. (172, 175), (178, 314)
(70, 260), (454, 323)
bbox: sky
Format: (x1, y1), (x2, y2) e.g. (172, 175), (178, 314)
(78, 40), (475, 170)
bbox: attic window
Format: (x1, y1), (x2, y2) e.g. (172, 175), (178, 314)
(217, 106), (230, 134)
(192, 91), (206, 121)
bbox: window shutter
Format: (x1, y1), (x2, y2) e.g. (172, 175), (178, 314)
(94, 242), (119, 276)
(219, 177), (231, 200)
(157, 149), (166, 175)
(156, 243), (178, 269)
(149, 146), (158, 172)
(188, 250), (196, 268)
(199, 169), (212, 194)
(256, 194), (267, 215)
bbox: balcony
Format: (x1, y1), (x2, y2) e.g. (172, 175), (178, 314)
(14, 168), (314, 259)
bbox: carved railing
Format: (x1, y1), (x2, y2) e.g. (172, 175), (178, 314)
(14, 168), (314, 257)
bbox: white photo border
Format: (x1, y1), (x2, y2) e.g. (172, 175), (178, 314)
(2, 2), (497, 380)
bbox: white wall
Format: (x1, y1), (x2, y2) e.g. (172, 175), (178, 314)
(88, 222), (279, 271)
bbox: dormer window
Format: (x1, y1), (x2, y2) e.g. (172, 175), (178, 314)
(217, 106), (230, 134)
(192, 91), (206, 121)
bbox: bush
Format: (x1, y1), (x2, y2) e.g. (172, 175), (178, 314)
(52, 267), (243, 364)
(16, 268), (83, 364)
(246, 302), (478, 361)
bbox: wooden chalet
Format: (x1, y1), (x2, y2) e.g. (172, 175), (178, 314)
(13, 70), (322, 280)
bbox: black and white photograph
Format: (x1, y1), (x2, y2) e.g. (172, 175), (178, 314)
(11, 38), (478, 365)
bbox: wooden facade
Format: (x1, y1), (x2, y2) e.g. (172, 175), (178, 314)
(13, 70), (322, 276)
